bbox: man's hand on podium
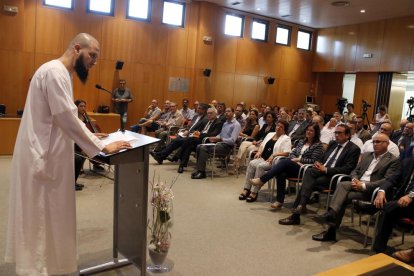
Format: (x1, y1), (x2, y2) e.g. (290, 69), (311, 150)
(103, 141), (132, 154)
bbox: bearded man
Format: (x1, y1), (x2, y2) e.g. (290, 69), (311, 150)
(5, 33), (131, 275)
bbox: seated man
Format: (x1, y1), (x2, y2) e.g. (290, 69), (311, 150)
(363, 155), (414, 253)
(140, 100), (171, 134)
(279, 124), (361, 225)
(180, 98), (195, 124)
(287, 108), (309, 143)
(191, 107), (241, 179)
(397, 122), (414, 153)
(175, 107), (224, 173)
(131, 99), (161, 132)
(153, 102), (184, 152)
(312, 133), (399, 242)
(356, 116), (372, 144)
(362, 122), (400, 157)
(150, 103), (209, 164)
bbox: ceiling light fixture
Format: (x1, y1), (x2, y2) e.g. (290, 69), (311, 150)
(256, 8), (260, 11)
(360, 9), (366, 13)
(331, 1), (350, 7)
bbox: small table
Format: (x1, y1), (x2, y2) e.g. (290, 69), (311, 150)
(316, 253), (414, 275)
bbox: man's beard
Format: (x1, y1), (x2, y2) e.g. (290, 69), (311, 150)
(74, 53), (89, 84)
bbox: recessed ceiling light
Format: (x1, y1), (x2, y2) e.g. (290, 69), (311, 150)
(331, 1), (350, 7)
(360, 9), (366, 13)
(256, 7), (260, 11)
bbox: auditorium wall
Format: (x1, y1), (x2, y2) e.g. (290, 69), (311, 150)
(0, 0), (314, 126)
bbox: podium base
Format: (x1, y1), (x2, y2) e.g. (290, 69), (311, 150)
(79, 258), (131, 275)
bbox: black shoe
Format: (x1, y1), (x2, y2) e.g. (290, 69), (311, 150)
(314, 210), (336, 225)
(353, 200), (377, 215)
(191, 170), (199, 177)
(312, 227), (336, 242)
(239, 189), (251, 200)
(150, 151), (163, 165)
(76, 183), (85, 188)
(167, 156), (179, 162)
(75, 184), (83, 191)
(279, 214), (300, 225)
(177, 166), (184, 173)
(191, 171), (206, 179)
(246, 193), (258, 203)
(308, 193), (320, 204)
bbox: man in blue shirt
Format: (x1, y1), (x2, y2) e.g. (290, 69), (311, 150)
(192, 107), (241, 179)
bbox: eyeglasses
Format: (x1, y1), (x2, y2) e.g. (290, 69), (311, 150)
(380, 127), (390, 132)
(372, 140), (387, 144)
(334, 131), (345, 135)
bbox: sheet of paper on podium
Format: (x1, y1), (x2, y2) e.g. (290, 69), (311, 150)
(100, 131), (138, 146)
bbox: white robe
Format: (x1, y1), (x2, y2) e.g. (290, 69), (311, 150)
(5, 60), (105, 275)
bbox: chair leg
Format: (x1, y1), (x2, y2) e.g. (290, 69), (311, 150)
(363, 214), (372, 248)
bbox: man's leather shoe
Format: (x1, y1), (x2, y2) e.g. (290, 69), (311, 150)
(167, 156), (178, 162)
(191, 170), (199, 177)
(75, 184), (83, 191)
(353, 200), (377, 215)
(191, 171), (206, 179)
(392, 247), (414, 263)
(308, 193), (320, 204)
(177, 166), (184, 173)
(150, 151), (163, 165)
(279, 214), (300, 225)
(314, 210), (336, 225)
(292, 205), (307, 215)
(312, 227), (336, 242)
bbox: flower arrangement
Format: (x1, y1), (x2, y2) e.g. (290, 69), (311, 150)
(148, 174), (176, 254)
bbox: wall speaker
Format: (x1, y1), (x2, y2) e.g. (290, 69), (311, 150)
(203, 69), (211, 77)
(267, 77), (275, 85)
(115, 60), (124, 70)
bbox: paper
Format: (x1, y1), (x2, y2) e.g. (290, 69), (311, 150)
(100, 131), (137, 146)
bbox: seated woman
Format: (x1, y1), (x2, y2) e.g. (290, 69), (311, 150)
(239, 121), (291, 203)
(239, 109), (260, 140)
(249, 123), (324, 209)
(234, 111), (277, 171)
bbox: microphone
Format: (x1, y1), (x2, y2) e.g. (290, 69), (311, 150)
(95, 84), (112, 95)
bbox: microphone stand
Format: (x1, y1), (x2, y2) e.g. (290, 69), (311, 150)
(95, 84), (125, 133)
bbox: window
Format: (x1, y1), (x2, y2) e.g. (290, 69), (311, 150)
(127, 0), (151, 21)
(251, 19), (268, 42)
(275, 25), (291, 46)
(224, 14), (244, 37)
(44, 0), (73, 9)
(87, 0), (114, 16)
(297, 29), (312, 50)
(162, 1), (185, 27)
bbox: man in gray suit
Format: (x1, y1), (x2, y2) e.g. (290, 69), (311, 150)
(312, 133), (400, 242)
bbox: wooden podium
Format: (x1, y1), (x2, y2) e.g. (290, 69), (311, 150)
(80, 131), (159, 275)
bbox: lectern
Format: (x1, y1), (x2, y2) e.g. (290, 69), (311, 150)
(80, 131), (159, 275)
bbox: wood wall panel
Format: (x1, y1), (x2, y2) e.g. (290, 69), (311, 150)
(315, 73), (344, 114)
(194, 3), (216, 69)
(23, 0), (36, 52)
(380, 16), (414, 71)
(212, 72), (235, 104)
(133, 24), (168, 65)
(235, 39), (260, 75)
(214, 36), (238, 73)
(0, 51), (34, 114)
(354, 21), (384, 72)
(0, 0), (25, 51)
(280, 47), (313, 82)
(333, 25), (358, 72)
(166, 28), (189, 68)
(352, 73), (377, 120)
(35, 5), (65, 55)
(312, 28), (336, 72)
(233, 75), (259, 107)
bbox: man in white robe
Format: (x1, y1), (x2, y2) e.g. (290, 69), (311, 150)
(5, 33), (131, 276)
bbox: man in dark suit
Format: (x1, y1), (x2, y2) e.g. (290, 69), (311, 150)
(279, 124), (361, 225)
(312, 133), (400, 241)
(287, 108), (309, 142)
(175, 107), (224, 173)
(369, 156), (414, 253)
(151, 103), (209, 164)
(356, 116), (372, 144)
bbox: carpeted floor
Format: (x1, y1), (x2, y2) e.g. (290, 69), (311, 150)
(0, 155), (411, 275)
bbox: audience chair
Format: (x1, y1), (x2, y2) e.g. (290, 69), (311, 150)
(202, 138), (235, 179)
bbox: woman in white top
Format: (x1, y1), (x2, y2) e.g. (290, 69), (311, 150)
(239, 121), (292, 202)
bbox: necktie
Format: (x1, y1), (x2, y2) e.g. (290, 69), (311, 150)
(325, 145), (342, 168)
(203, 121), (212, 133)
